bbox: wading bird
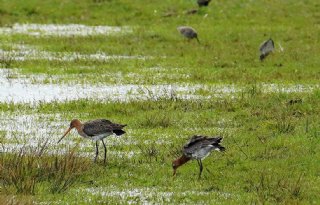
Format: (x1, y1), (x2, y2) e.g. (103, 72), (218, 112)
(58, 119), (126, 164)
(172, 135), (225, 178)
(259, 38), (274, 61)
(177, 26), (200, 43)
(198, 0), (211, 7)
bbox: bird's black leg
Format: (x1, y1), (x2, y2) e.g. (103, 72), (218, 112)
(198, 159), (203, 179)
(102, 139), (107, 164)
(94, 141), (99, 163)
(196, 37), (200, 44)
(197, 160), (200, 175)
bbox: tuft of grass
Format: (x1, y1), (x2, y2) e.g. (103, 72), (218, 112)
(247, 171), (304, 204)
(0, 195), (33, 205)
(0, 141), (90, 195)
(140, 112), (173, 128)
(137, 143), (162, 163)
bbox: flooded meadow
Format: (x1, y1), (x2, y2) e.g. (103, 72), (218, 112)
(1, 1), (320, 204)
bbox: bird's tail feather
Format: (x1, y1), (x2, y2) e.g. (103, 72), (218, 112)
(113, 130), (126, 136)
(214, 144), (225, 152)
(260, 54), (266, 61)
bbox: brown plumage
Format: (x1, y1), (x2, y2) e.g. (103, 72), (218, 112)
(172, 135), (225, 178)
(58, 119), (126, 163)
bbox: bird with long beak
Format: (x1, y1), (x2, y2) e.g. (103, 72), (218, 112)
(177, 26), (200, 44)
(58, 119), (126, 164)
(172, 135), (225, 178)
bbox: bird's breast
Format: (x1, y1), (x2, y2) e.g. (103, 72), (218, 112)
(89, 132), (113, 141)
(77, 129), (88, 138)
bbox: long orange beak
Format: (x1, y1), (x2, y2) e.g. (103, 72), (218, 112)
(57, 127), (72, 143)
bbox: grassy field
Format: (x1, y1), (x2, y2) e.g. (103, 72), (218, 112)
(0, 0), (320, 204)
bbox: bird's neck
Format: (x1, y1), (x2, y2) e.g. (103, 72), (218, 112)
(175, 155), (191, 167)
(74, 123), (86, 137)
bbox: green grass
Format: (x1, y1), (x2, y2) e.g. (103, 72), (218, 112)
(0, 0), (320, 204)
(1, 91), (320, 204)
(1, 0), (320, 84)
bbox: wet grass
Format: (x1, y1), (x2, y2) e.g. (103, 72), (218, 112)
(1, 90), (320, 203)
(0, 0), (320, 204)
(0, 1), (320, 84)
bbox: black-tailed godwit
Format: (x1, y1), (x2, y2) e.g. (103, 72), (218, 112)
(172, 135), (225, 178)
(177, 26), (200, 43)
(259, 38), (275, 61)
(58, 119), (126, 164)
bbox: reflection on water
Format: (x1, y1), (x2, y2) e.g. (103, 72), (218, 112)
(0, 23), (131, 36)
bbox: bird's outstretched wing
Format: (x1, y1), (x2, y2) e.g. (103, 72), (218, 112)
(184, 135), (206, 148)
(183, 135), (224, 156)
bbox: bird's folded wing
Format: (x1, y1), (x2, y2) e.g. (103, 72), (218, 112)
(83, 119), (113, 136)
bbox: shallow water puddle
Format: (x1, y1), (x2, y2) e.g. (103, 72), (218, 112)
(1, 69), (318, 103)
(82, 187), (209, 204)
(0, 69), (209, 103)
(0, 23), (131, 36)
(0, 81), (204, 103)
(0, 113), (63, 135)
(0, 44), (147, 61)
(0, 113), (70, 151)
(81, 187), (233, 204)
(262, 83), (317, 93)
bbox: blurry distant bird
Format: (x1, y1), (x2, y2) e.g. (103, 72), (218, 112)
(172, 135), (225, 178)
(58, 119), (126, 164)
(177, 26), (200, 43)
(259, 38), (275, 61)
(198, 0), (211, 7)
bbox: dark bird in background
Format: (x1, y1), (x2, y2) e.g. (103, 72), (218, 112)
(172, 135), (225, 178)
(198, 0), (212, 7)
(177, 26), (200, 43)
(58, 119), (126, 164)
(259, 38), (275, 61)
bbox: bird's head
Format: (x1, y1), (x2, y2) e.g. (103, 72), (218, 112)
(172, 155), (191, 176)
(57, 119), (81, 143)
(172, 159), (180, 176)
(69, 119), (81, 128)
